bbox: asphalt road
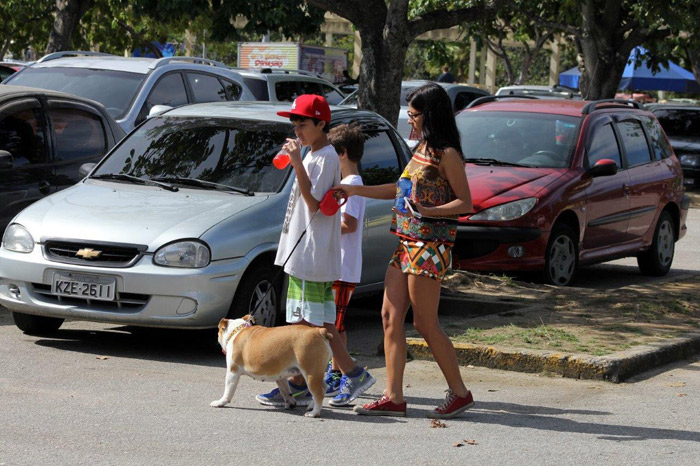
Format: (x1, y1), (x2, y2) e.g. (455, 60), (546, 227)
(1, 210), (698, 465)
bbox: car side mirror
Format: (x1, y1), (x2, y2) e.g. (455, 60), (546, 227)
(590, 158), (618, 177)
(148, 105), (173, 119)
(0, 150), (13, 169)
(79, 162), (96, 177)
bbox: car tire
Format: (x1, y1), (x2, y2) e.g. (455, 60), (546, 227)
(11, 311), (64, 335)
(637, 210), (675, 276)
(544, 224), (578, 286)
(228, 262), (282, 327)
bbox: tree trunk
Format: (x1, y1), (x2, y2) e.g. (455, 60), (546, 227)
(687, 46), (700, 85)
(45, 0), (94, 54)
(355, 23), (408, 127)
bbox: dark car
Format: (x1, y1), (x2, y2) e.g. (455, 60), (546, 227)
(0, 62), (26, 82)
(646, 104), (700, 187)
(453, 97), (689, 285)
(0, 85), (125, 233)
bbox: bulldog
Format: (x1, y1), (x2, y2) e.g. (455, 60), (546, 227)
(210, 315), (332, 418)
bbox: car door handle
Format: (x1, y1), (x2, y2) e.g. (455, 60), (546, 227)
(622, 183), (631, 194)
(38, 181), (51, 194)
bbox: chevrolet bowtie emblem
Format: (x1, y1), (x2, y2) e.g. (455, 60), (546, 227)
(75, 248), (102, 259)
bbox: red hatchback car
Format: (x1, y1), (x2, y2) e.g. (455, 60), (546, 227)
(453, 97), (689, 285)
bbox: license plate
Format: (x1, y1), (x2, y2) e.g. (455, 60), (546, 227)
(51, 272), (116, 301)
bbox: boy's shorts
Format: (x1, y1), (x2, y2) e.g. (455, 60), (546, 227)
(332, 281), (356, 333)
(286, 275), (336, 327)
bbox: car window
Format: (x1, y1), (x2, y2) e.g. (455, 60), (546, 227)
(186, 72), (227, 103)
(93, 117), (292, 193)
(0, 107), (47, 165)
(454, 92), (482, 111)
(298, 81), (323, 97)
(359, 131), (401, 185)
(50, 108), (107, 162)
(222, 79), (242, 100)
(320, 84), (344, 105)
(145, 73), (189, 111)
(617, 120), (652, 167)
(587, 123), (622, 168)
(640, 115), (672, 160)
(456, 111), (578, 168)
(243, 77), (269, 100)
(6, 67), (145, 120)
(275, 82), (300, 102)
(652, 109), (700, 139)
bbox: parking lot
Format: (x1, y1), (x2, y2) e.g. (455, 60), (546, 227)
(1, 205), (699, 465)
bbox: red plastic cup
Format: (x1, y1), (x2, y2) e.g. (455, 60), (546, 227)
(272, 152), (291, 169)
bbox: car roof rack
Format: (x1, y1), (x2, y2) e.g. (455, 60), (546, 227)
(37, 51), (116, 63)
(466, 95), (539, 109)
(581, 99), (643, 115)
(150, 56), (228, 69)
(259, 68), (324, 78)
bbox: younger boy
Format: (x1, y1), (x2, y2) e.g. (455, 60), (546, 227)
(256, 95), (374, 408)
(323, 123), (372, 407)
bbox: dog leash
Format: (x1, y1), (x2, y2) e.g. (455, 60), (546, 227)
(247, 209), (320, 321)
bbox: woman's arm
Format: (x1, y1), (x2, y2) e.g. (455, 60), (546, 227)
(417, 148), (473, 217)
(334, 182), (396, 200)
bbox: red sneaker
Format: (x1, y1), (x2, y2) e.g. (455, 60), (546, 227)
(426, 389), (475, 419)
(353, 395), (407, 417)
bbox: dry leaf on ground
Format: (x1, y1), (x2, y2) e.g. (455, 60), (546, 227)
(430, 419), (446, 428)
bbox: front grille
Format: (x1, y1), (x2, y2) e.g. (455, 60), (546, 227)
(43, 240), (147, 268)
(31, 283), (150, 312)
(452, 238), (499, 260)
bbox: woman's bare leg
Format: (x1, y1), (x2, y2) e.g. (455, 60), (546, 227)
(407, 274), (467, 397)
(382, 266), (411, 403)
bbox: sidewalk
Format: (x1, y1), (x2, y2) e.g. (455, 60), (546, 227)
(405, 271), (700, 382)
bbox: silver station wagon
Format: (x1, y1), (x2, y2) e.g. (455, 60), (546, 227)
(0, 102), (410, 334)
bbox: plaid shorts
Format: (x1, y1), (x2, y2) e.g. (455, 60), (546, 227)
(286, 275), (336, 326)
(389, 239), (452, 282)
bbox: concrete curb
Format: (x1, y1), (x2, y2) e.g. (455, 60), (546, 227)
(406, 332), (700, 382)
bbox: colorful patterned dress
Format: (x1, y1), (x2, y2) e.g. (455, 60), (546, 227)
(389, 142), (459, 281)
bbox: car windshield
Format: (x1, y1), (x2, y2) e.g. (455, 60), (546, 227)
(653, 109), (700, 139)
(456, 111), (580, 168)
(93, 117), (293, 193)
(6, 67), (145, 119)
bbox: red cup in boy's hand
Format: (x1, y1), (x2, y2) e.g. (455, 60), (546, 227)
(272, 152), (291, 169)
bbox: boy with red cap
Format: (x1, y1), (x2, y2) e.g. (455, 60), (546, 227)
(256, 95), (375, 409)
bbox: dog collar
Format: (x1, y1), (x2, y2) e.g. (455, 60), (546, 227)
(223, 319), (254, 354)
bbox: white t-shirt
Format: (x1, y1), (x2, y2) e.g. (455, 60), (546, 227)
(275, 144), (342, 282)
(339, 174), (365, 283)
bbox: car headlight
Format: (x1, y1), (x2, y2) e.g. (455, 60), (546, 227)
(470, 197), (537, 221)
(153, 240), (211, 268)
(679, 154), (699, 167)
(2, 224), (35, 253)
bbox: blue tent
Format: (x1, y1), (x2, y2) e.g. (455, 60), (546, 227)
(558, 46), (700, 93)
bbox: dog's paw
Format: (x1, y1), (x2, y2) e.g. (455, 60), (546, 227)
(210, 399), (228, 408)
(304, 411), (321, 418)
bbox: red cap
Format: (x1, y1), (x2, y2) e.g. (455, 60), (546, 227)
(277, 94), (331, 123)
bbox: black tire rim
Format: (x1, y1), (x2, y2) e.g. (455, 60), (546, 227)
(248, 280), (276, 327)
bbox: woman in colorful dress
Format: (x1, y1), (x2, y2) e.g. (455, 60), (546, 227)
(335, 82), (474, 418)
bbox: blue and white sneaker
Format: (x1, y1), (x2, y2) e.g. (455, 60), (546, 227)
(255, 381), (312, 407)
(329, 368), (376, 407)
(325, 369), (342, 397)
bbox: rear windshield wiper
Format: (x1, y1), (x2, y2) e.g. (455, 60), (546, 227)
(151, 176), (253, 196)
(91, 173), (178, 192)
(464, 158), (528, 167)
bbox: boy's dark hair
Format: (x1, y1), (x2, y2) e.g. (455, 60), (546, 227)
(290, 114), (330, 133)
(328, 123), (364, 163)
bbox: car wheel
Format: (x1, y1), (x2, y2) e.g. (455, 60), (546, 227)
(11, 311), (64, 335)
(637, 210), (675, 276)
(544, 224), (578, 286)
(228, 262), (282, 327)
